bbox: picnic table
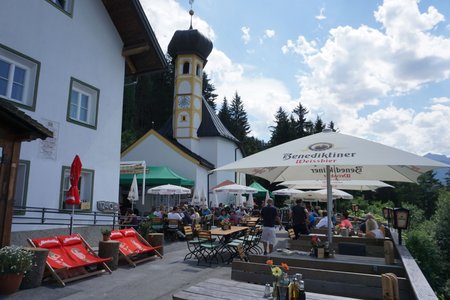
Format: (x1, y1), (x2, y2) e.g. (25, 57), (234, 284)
(172, 278), (363, 300)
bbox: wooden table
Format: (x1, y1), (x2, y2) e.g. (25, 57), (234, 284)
(210, 226), (248, 237)
(172, 278), (362, 300)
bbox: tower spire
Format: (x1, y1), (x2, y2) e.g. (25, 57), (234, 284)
(189, 0), (194, 29)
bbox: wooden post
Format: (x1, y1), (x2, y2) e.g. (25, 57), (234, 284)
(98, 240), (120, 270)
(147, 233), (164, 255)
(384, 240), (395, 265)
(20, 247), (49, 289)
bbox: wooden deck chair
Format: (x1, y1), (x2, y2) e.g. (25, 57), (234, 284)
(183, 226), (202, 261)
(196, 230), (222, 266)
(28, 234), (112, 287)
(110, 228), (162, 267)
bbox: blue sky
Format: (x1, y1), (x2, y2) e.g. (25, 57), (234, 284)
(142, 0), (450, 157)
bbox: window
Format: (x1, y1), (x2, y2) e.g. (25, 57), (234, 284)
(60, 166), (94, 211)
(67, 77), (99, 129)
(13, 160), (30, 214)
(196, 64), (201, 77)
(0, 43), (40, 111)
(182, 62), (190, 74)
(46, 0), (74, 16)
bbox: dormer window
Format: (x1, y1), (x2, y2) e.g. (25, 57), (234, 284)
(182, 62), (190, 74)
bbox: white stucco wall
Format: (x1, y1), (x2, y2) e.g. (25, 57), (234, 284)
(1, 1), (125, 230)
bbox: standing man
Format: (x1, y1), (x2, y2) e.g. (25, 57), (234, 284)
(261, 198), (278, 255)
(290, 199), (309, 239)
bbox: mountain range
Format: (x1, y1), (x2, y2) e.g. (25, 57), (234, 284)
(424, 153), (450, 184)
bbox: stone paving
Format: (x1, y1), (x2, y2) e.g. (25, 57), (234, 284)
(3, 229), (288, 300)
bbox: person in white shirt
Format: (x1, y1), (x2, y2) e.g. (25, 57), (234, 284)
(167, 207), (185, 238)
(316, 211), (329, 229)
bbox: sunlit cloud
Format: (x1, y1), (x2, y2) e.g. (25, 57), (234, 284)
(241, 26), (251, 44)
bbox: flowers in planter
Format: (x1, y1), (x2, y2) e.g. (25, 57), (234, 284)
(0, 246), (33, 274)
(266, 259), (289, 280)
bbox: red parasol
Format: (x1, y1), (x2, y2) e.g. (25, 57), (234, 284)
(66, 155), (82, 205)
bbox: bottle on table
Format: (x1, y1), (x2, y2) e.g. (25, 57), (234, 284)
(298, 274), (306, 300)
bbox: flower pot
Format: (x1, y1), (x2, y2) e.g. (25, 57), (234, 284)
(0, 272), (24, 294)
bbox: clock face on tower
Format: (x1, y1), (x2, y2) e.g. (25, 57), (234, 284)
(177, 95), (191, 108)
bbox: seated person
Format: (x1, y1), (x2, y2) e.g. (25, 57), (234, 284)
(365, 218), (385, 239)
(338, 212), (353, 229)
(358, 213), (374, 234)
(316, 211), (329, 229)
(217, 209), (231, 222)
(120, 208), (135, 228)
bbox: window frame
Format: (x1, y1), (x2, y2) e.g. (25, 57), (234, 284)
(66, 77), (100, 129)
(13, 160), (30, 215)
(0, 43), (40, 111)
(59, 166), (94, 212)
(45, 0), (74, 17)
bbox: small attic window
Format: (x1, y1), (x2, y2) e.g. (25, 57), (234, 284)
(182, 62), (190, 74)
(196, 64), (201, 76)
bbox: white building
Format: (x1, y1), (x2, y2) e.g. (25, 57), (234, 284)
(121, 26), (245, 209)
(1, 0), (166, 231)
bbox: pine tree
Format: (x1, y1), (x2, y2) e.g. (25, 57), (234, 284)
(202, 72), (218, 111)
(328, 121), (337, 132)
(218, 97), (232, 132)
(269, 107), (292, 146)
(313, 116), (325, 133)
(292, 102), (311, 138)
(229, 91), (251, 142)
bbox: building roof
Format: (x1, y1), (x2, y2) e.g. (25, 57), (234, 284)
(168, 29), (213, 63)
(0, 100), (53, 141)
(102, 0), (167, 76)
(159, 98), (239, 144)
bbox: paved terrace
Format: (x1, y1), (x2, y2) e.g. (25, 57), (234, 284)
(4, 230), (289, 300)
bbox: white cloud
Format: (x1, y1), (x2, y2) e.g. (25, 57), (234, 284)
(288, 0), (450, 154)
(264, 29), (275, 39)
(315, 8), (326, 21)
(431, 97), (450, 104)
(241, 26), (251, 44)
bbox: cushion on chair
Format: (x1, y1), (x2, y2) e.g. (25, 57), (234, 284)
(110, 230), (124, 240)
(121, 229), (137, 237)
(58, 234), (82, 246)
(32, 237), (61, 248)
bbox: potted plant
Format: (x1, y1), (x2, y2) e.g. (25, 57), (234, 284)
(221, 219), (231, 230)
(0, 246), (33, 294)
(101, 228), (112, 241)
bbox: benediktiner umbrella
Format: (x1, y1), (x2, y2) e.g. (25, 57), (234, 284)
(66, 155), (82, 234)
(214, 129), (449, 245)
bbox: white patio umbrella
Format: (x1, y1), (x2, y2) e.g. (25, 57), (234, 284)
(213, 184), (257, 207)
(147, 184), (191, 207)
(301, 188), (353, 201)
(272, 188), (305, 196)
(280, 179), (394, 191)
(246, 193), (255, 208)
(191, 187), (201, 206)
(214, 130), (449, 244)
(127, 174), (139, 210)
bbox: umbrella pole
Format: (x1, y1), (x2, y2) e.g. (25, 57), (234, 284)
(70, 205), (74, 235)
(326, 166), (333, 246)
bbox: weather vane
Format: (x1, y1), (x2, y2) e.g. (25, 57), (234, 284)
(189, 0), (194, 29)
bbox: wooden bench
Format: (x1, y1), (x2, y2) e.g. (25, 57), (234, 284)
(231, 260), (413, 300)
(287, 236), (396, 258)
(248, 253), (406, 277)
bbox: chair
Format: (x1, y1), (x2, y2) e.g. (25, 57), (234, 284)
(110, 228), (163, 267)
(288, 228), (296, 239)
(183, 226), (202, 261)
(196, 230), (222, 266)
(28, 234), (112, 287)
(165, 219), (181, 241)
(151, 218), (164, 232)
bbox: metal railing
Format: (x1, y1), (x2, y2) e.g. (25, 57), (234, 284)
(12, 206), (119, 228)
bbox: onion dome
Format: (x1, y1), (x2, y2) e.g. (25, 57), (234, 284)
(168, 29), (213, 62)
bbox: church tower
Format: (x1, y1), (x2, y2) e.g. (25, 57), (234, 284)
(167, 9), (212, 153)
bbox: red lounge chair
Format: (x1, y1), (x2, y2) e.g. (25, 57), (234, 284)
(28, 234), (112, 286)
(110, 228), (162, 267)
